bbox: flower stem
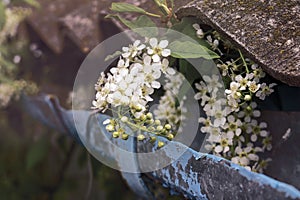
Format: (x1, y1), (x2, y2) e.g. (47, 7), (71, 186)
(238, 49), (249, 74)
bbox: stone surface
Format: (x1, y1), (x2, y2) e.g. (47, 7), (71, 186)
(60, 5), (101, 53)
(27, 0), (92, 53)
(176, 0), (300, 86)
(26, 0), (300, 85)
(261, 111), (300, 190)
(138, 139), (300, 200)
(25, 0), (192, 53)
(22, 94), (300, 200)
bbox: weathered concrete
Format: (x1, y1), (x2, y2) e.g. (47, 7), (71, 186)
(23, 94), (300, 200)
(176, 0), (300, 86)
(138, 138), (300, 200)
(60, 5), (101, 53)
(27, 0), (92, 53)
(261, 111), (300, 191)
(25, 0), (191, 53)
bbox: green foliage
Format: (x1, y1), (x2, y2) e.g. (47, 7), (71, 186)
(105, 50), (122, 62)
(179, 59), (200, 82)
(111, 2), (148, 14)
(0, 2), (5, 31)
(0, 4), (38, 108)
(23, 0), (40, 8)
(170, 17), (207, 46)
(106, 14), (158, 38)
(26, 137), (49, 170)
(111, 2), (160, 17)
(169, 40), (219, 59)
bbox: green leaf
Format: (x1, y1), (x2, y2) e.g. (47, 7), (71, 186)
(105, 50), (122, 61)
(26, 137), (49, 170)
(169, 40), (219, 59)
(169, 17), (208, 47)
(111, 2), (147, 14)
(0, 2), (6, 31)
(106, 14), (158, 38)
(23, 0), (40, 8)
(179, 59), (200, 83)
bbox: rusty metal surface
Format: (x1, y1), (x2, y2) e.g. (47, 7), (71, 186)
(176, 0), (300, 86)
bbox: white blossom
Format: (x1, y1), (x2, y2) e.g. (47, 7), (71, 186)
(122, 40), (145, 58)
(256, 83), (277, 100)
(154, 73), (187, 133)
(192, 23), (204, 38)
(147, 38), (171, 62)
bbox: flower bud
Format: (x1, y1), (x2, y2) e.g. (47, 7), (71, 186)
(140, 114), (147, 121)
(122, 134), (129, 140)
(167, 133), (174, 140)
(147, 119), (154, 124)
(112, 131), (120, 138)
(137, 134), (145, 141)
(134, 104), (143, 112)
(246, 106), (252, 112)
(164, 124), (171, 130)
(244, 95), (252, 101)
(156, 125), (163, 131)
(106, 124), (115, 132)
(146, 112), (153, 119)
(150, 136), (156, 143)
(158, 141), (165, 148)
(154, 120), (161, 125)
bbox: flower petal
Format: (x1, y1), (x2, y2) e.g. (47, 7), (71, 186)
(159, 40), (168, 48)
(161, 49), (171, 57)
(149, 38), (158, 47)
(152, 54), (161, 62)
(151, 81), (161, 89)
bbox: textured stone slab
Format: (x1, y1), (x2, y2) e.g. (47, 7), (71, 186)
(25, 0), (192, 54)
(176, 0), (300, 86)
(59, 5), (101, 53)
(27, 0), (91, 53)
(139, 141), (300, 200)
(261, 111), (300, 190)
(22, 94), (300, 200)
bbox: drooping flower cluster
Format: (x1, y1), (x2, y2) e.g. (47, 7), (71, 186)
(93, 38), (180, 147)
(195, 73), (274, 172)
(154, 73), (187, 134)
(193, 23), (276, 172)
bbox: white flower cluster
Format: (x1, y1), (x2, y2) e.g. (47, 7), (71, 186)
(195, 72), (274, 172)
(93, 38), (179, 147)
(193, 23), (276, 172)
(93, 38), (173, 114)
(154, 73), (187, 134)
(193, 24), (223, 55)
